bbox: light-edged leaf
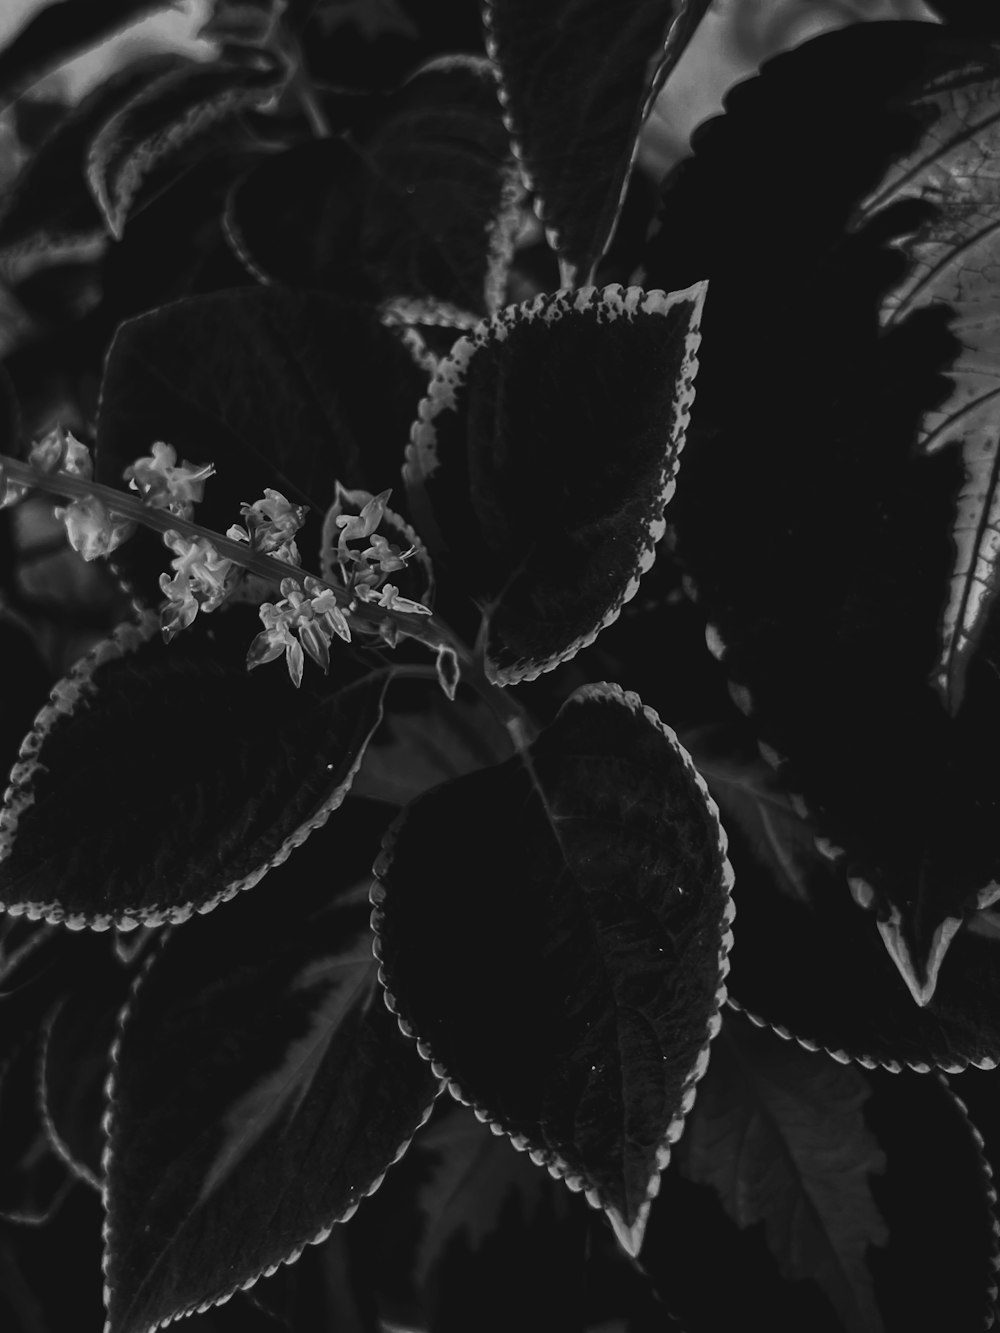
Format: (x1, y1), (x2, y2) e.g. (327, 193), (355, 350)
(403, 281), (704, 684)
(87, 51), (286, 239)
(95, 286), (428, 606)
(0, 53), (190, 262)
(371, 681), (734, 1255)
(644, 22), (1000, 1005)
(0, 0), (173, 112)
(483, 0), (711, 283)
(225, 55), (521, 318)
(677, 1010), (888, 1333)
(0, 608), (389, 929)
(104, 799), (442, 1333)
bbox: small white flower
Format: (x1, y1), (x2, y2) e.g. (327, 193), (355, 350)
(124, 443), (215, 519)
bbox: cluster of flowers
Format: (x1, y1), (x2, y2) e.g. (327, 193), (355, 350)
(2, 428), (432, 687)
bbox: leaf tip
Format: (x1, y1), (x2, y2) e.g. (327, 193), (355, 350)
(606, 1201), (649, 1258)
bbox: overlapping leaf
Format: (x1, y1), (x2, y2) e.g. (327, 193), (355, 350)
(642, 1015), (999, 1331)
(95, 286), (428, 604)
(403, 281), (704, 683)
(484, 0), (711, 282)
(372, 682), (734, 1255)
(226, 56), (520, 319)
(644, 21), (1000, 1005)
(87, 51), (287, 239)
(0, 608), (388, 929)
(104, 800), (442, 1333)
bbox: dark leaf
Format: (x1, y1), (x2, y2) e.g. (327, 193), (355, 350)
(104, 801), (441, 1333)
(95, 286), (429, 604)
(198, 0), (285, 47)
(0, 608), (388, 929)
(677, 1011), (888, 1333)
(0, 53), (190, 261)
(372, 682), (734, 1255)
(483, 0), (711, 282)
(227, 56), (520, 318)
(644, 21), (1000, 1008)
(404, 282), (704, 684)
(0, 0), (173, 112)
(87, 52), (287, 239)
(0, 1033), (69, 1224)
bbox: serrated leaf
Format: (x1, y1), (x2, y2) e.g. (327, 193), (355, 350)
(0, 608), (388, 929)
(104, 801), (441, 1333)
(95, 286), (428, 606)
(483, 0), (711, 283)
(372, 682), (734, 1255)
(0, 0), (173, 112)
(0, 53), (190, 261)
(644, 22), (1000, 1006)
(677, 1011), (888, 1333)
(403, 282), (704, 684)
(226, 56), (520, 318)
(87, 52), (286, 239)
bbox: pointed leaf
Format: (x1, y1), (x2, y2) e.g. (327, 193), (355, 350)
(677, 1011), (889, 1333)
(95, 286), (429, 605)
(87, 51), (286, 240)
(483, 0), (711, 282)
(644, 22), (1000, 989)
(0, 0), (173, 112)
(403, 282), (704, 684)
(0, 54), (190, 261)
(0, 608), (388, 929)
(104, 801), (442, 1333)
(372, 682), (734, 1254)
(226, 56), (520, 318)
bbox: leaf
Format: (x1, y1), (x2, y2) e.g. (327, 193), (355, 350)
(677, 1011), (889, 1333)
(0, 53), (190, 261)
(483, 0), (712, 283)
(643, 22), (1000, 1005)
(371, 682), (734, 1255)
(87, 51), (287, 239)
(226, 56), (520, 318)
(104, 800), (442, 1333)
(95, 286), (429, 605)
(403, 282), (704, 684)
(0, 0), (173, 112)
(0, 607), (389, 929)
(198, 0), (286, 47)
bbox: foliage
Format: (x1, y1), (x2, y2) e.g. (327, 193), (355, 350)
(0, 2), (999, 1331)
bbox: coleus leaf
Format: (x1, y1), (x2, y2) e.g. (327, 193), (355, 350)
(95, 286), (428, 605)
(0, 53), (190, 262)
(371, 682), (735, 1255)
(0, 0), (173, 112)
(87, 51), (287, 240)
(403, 281), (704, 684)
(643, 21), (1000, 1009)
(677, 1010), (889, 1333)
(226, 56), (520, 320)
(483, 0), (712, 284)
(104, 801), (442, 1333)
(643, 1016), (999, 1332)
(0, 607), (388, 929)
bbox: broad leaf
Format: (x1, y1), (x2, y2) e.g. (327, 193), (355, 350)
(87, 51), (287, 239)
(226, 56), (520, 319)
(0, 53), (189, 261)
(644, 21), (1000, 1007)
(0, 608), (388, 928)
(677, 1011), (888, 1333)
(104, 801), (442, 1333)
(372, 682), (734, 1255)
(95, 286), (428, 604)
(403, 282), (704, 683)
(0, 0), (173, 112)
(484, 0), (712, 283)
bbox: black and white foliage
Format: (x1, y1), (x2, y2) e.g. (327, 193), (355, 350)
(0, 5), (1000, 1333)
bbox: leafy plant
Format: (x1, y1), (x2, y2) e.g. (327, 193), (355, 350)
(0, 1), (999, 1331)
